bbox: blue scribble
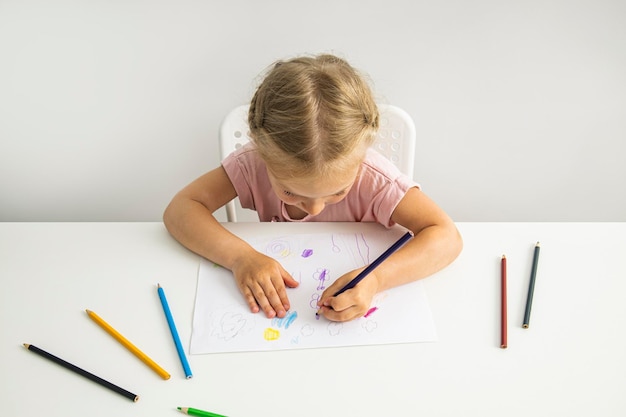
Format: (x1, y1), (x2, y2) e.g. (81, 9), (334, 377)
(272, 310), (298, 329)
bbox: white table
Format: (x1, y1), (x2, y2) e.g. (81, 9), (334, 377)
(1, 222), (625, 416)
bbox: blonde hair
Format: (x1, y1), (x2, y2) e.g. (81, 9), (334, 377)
(248, 54), (379, 179)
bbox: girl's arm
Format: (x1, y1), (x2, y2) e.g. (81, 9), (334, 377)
(163, 166), (298, 318)
(317, 187), (462, 321)
(383, 186), (463, 286)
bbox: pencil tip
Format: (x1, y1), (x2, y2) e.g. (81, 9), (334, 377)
(536, 241), (540, 247)
(502, 254), (506, 259)
(23, 343), (29, 348)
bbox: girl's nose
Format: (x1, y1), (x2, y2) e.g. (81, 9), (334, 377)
(302, 199), (325, 216)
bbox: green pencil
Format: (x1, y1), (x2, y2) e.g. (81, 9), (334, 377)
(178, 406), (228, 417)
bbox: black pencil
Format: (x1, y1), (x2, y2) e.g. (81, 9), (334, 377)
(315, 231), (413, 317)
(333, 231), (413, 296)
(522, 242), (541, 328)
(23, 343), (139, 402)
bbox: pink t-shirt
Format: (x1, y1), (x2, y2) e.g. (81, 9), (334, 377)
(221, 143), (419, 228)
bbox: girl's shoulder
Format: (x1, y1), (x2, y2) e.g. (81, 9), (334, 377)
(222, 142), (267, 180)
(361, 148), (403, 178)
(222, 142), (262, 166)
(360, 148), (420, 191)
(229, 141), (257, 158)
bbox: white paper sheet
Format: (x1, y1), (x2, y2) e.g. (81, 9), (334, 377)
(190, 230), (437, 354)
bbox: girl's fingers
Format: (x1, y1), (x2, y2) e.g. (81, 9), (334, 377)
(234, 256), (295, 319)
(260, 279), (287, 318)
(318, 304), (362, 322)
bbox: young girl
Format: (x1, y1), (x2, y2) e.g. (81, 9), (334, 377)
(164, 54), (462, 322)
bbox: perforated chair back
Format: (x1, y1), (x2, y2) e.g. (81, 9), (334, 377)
(219, 104), (416, 222)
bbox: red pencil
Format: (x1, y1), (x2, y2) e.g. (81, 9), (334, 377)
(500, 255), (508, 349)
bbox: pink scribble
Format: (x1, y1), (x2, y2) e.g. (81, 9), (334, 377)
(364, 307), (378, 318)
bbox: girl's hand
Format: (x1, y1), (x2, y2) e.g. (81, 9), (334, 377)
(231, 250), (299, 318)
(316, 267), (379, 322)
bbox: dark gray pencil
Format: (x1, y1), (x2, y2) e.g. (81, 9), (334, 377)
(523, 242), (541, 328)
(333, 231), (413, 296)
(23, 343), (139, 402)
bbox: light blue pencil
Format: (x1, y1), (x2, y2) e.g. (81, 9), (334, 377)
(157, 284), (193, 379)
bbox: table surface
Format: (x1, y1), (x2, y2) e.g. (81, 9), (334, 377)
(1, 222), (625, 417)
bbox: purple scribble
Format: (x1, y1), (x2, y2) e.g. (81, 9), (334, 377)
(315, 268), (329, 290)
(356, 233), (371, 264)
(301, 249), (313, 258)
(310, 293), (320, 309)
(364, 307), (378, 318)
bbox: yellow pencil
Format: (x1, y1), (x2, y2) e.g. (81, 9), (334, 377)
(86, 309), (170, 380)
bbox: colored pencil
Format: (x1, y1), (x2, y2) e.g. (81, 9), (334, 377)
(23, 343), (139, 402)
(178, 406), (228, 417)
(500, 255), (507, 349)
(86, 309), (171, 380)
(333, 231), (413, 297)
(523, 242), (541, 328)
(157, 284), (193, 379)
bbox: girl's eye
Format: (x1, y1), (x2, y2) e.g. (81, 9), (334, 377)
(283, 190), (294, 197)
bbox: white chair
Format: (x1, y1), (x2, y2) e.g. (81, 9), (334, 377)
(219, 104), (416, 222)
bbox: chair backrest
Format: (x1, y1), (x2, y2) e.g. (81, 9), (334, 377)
(219, 104), (416, 222)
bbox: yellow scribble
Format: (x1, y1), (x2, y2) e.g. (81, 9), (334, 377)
(264, 327), (280, 341)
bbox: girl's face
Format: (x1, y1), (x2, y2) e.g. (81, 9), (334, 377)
(267, 168), (358, 217)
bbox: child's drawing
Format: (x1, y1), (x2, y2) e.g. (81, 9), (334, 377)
(266, 238), (292, 258)
(264, 311), (298, 342)
(309, 293), (321, 310)
(362, 320), (378, 333)
(272, 310), (298, 329)
(300, 324), (314, 337)
(363, 306), (378, 318)
(209, 310), (256, 341)
(354, 233), (371, 265)
(313, 268), (329, 290)
(264, 327), (280, 341)
(190, 231), (438, 354)
(327, 322), (343, 336)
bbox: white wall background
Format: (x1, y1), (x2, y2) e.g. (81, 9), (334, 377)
(1, 0), (625, 222)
